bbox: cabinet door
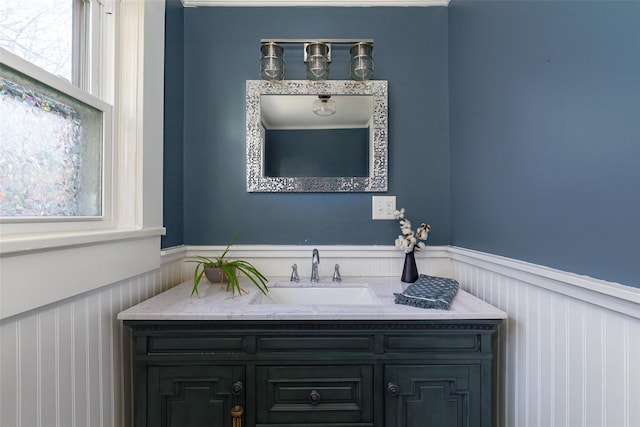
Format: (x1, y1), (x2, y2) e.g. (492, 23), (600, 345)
(385, 365), (481, 427)
(147, 365), (244, 427)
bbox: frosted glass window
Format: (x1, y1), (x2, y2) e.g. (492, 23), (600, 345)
(0, 65), (102, 217)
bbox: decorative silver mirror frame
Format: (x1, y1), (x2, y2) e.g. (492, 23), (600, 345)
(246, 80), (388, 192)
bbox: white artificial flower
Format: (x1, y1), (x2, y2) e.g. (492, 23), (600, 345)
(396, 234), (414, 252)
(416, 223), (431, 240)
(393, 208), (431, 253)
(404, 236), (416, 253)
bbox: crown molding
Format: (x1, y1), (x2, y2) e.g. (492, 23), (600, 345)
(181, 0), (449, 7)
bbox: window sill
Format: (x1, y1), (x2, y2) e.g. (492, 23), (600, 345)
(0, 227), (166, 320)
(0, 227), (165, 255)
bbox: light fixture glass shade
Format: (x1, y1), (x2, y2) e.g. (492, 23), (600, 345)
(305, 43), (330, 81)
(260, 42), (284, 81)
(350, 42), (374, 81)
(312, 95), (336, 116)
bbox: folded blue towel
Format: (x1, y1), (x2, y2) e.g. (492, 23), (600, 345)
(394, 274), (459, 310)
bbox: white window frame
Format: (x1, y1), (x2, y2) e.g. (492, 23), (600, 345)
(0, 0), (115, 234)
(0, 0), (166, 319)
(0, 48), (114, 233)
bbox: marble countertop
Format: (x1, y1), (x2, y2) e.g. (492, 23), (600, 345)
(117, 277), (507, 321)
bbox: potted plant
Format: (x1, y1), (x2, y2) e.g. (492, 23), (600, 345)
(186, 234), (269, 297)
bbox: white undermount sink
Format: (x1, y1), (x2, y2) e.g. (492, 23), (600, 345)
(250, 286), (381, 305)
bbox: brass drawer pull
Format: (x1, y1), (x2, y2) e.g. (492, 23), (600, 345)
(309, 389), (321, 405)
(231, 405), (244, 427)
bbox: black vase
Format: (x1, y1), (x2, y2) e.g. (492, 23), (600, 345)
(401, 250), (419, 283)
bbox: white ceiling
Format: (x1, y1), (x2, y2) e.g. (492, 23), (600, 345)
(181, 1), (450, 7)
(261, 95), (374, 130)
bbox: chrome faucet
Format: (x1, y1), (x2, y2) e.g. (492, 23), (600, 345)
(290, 263), (300, 282)
(332, 264), (342, 282)
(311, 248), (320, 282)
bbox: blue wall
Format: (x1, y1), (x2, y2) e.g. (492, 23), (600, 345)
(163, 1), (639, 288)
(162, 0), (184, 248)
(175, 6), (450, 246)
(449, 0), (640, 287)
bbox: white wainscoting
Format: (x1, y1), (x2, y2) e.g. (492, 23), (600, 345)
(1, 245), (638, 427)
(449, 247), (640, 427)
(0, 256), (185, 427)
(180, 244), (454, 280)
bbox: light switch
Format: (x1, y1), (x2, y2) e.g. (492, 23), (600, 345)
(372, 196), (396, 220)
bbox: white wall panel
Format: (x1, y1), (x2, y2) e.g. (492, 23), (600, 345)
(450, 248), (640, 427)
(0, 258), (185, 427)
(1, 246), (637, 427)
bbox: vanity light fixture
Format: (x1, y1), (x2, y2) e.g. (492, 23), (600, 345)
(305, 42), (331, 81)
(312, 95), (337, 116)
(260, 42), (285, 81)
(259, 38), (374, 82)
(350, 42), (374, 81)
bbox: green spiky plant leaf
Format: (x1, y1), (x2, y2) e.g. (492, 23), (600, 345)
(185, 233), (269, 297)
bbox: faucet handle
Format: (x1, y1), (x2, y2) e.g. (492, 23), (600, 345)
(291, 263), (300, 282)
(332, 264), (342, 282)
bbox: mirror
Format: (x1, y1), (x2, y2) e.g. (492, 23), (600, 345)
(246, 80), (388, 192)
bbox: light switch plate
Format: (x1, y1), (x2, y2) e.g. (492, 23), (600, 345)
(372, 196), (396, 220)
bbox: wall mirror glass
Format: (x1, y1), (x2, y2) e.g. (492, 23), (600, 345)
(246, 80), (388, 192)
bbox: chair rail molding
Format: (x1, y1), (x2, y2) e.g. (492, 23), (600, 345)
(447, 246), (640, 320)
(181, 0), (450, 7)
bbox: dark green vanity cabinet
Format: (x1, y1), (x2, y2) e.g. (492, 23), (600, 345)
(125, 319), (501, 427)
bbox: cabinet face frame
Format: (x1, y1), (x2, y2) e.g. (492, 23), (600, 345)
(126, 320), (501, 427)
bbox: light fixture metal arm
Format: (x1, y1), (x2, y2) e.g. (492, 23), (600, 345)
(260, 38), (374, 44)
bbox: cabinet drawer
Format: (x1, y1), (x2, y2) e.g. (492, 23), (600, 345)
(385, 333), (480, 353)
(256, 365), (373, 424)
(148, 336), (245, 354)
(257, 335), (373, 353)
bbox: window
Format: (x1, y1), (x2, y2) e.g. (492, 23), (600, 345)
(0, 0), (165, 319)
(0, 52), (109, 219)
(0, 0), (113, 227)
(0, 0), (74, 85)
